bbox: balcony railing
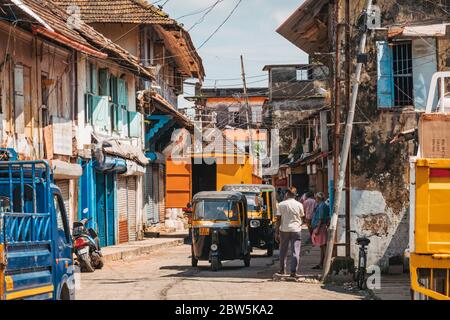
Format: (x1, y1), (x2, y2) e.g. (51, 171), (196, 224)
(156, 75), (178, 109)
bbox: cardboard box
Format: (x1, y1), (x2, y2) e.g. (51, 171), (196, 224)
(419, 113), (450, 158)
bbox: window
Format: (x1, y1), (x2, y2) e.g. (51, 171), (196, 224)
(54, 193), (70, 243)
(296, 69), (309, 81)
(252, 106), (262, 124)
(377, 41), (419, 108)
(194, 200), (239, 221)
(393, 42), (413, 106)
(229, 112), (240, 125)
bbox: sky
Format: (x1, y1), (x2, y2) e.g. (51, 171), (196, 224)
(154, 0), (308, 108)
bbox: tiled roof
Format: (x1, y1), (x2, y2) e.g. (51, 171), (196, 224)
(52, 0), (172, 24)
(53, 0), (205, 80)
(2, 0), (154, 79)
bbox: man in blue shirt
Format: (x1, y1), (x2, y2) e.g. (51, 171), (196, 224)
(311, 192), (330, 270)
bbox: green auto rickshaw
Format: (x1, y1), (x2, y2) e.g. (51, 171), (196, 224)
(222, 184), (278, 256)
(191, 191), (251, 271)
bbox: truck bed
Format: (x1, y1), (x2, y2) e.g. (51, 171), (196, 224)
(1, 213), (55, 300)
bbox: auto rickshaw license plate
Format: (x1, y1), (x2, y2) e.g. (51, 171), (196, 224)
(199, 228), (210, 236)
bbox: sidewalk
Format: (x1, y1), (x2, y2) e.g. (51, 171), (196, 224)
(101, 232), (188, 263)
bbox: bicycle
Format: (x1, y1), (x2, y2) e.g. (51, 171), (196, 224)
(351, 230), (374, 290)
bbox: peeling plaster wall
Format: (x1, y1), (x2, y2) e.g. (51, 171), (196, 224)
(336, 0), (450, 269)
(270, 99), (326, 155)
(337, 190), (409, 270)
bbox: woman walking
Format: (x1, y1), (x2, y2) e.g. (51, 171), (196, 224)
(311, 192), (330, 270)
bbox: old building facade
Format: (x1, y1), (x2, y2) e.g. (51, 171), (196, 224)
(54, 0), (204, 233)
(278, 0), (450, 269)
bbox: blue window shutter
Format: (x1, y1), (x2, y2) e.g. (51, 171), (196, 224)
(89, 63), (98, 95)
(118, 79), (128, 108)
(377, 41), (394, 108)
(128, 111), (142, 138)
(92, 95), (111, 133)
(98, 68), (110, 96)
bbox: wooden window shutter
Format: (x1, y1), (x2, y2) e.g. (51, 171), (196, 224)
(14, 64), (25, 134)
(98, 68), (110, 97)
(376, 41), (394, 108)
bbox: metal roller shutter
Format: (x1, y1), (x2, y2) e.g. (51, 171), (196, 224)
(152, 164), (160, 223)
(117, 177), (129, 244)
(145, 167), (156, 224)
(127, 177), (137, 242)
(56, 180), (70, 218)
(159, 165), (166, 223)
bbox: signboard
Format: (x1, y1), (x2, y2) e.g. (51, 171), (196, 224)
(52, 117), (73, 156)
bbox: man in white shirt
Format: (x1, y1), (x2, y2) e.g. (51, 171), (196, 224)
(275, 188), (305, 277)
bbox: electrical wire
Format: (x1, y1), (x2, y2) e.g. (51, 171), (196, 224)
(197, 0), (243, 50)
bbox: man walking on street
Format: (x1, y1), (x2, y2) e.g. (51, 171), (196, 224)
(275, 188), (305, 278)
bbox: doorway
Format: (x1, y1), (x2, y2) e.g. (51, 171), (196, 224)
(95, 172), (116, 247)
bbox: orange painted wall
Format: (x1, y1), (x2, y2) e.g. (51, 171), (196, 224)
(216, 156), (254, 191)
(166, 158), (192, 209)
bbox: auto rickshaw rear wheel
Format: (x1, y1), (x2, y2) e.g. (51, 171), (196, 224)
(244, 253), (251, 267)
(211, 256), (220, 271)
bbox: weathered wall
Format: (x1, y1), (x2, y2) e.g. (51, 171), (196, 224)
(90, 23), (139, 57)
(0, 22), (73, 159)
(336, 0), (450, 269)
(270, 98), (326, 155)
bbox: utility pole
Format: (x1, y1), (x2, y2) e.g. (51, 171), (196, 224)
(323, 0), (373, 280)
(333, 0), (341, 204)
(241, 55), (254, 159)
(345, 0), (352, 258)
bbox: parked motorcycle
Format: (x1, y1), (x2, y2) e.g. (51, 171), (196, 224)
(73, 215), (104, 273)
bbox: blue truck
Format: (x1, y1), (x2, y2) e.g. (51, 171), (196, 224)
(0, 152), (74, 300)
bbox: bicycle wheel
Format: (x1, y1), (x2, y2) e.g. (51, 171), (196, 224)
(357, 268), (367, 290)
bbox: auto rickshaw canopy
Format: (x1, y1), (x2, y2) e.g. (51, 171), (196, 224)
(193, 191), (247, 203)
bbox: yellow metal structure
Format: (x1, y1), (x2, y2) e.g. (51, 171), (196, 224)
(0, 244), (4, 300)
(410, 158), (450, 300)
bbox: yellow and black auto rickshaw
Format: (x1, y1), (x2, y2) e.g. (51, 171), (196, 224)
(222, 184), (277, 256)
(191, 191), (251, 271)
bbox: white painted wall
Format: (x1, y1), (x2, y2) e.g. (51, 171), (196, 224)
(337, 189), (409, 271)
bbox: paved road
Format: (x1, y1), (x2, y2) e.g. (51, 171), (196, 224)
(76, 244), (366, 300)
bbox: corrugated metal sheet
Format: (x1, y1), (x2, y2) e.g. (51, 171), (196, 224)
(159, 165), (166, 223)
(117, 177), (129, 244)
(145, 167), (156, 224)
(127, 177), (137, 242)
(56, 180), (70, 218)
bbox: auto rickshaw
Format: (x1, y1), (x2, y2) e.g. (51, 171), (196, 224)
(222, 184), (277, 256)
(191, 191), (251, 271)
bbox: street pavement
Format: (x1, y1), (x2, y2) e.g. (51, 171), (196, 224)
(76, 243), (367, 300)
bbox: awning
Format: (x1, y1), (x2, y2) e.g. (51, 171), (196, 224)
(50, 160), (82, 180)
(103, 140), (149, 166)
(389, 23), (449, 38)
(121, 160), (145, 177)
(94, 156), (127, 174)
